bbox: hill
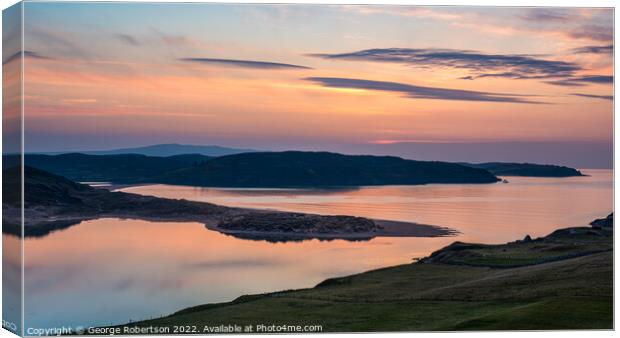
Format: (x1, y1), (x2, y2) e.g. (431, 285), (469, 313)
(84, 143), (256, 157)
(3, 166), (449, 239)
(8, 151), (499, 187)
(2, 165), (225, 236)
(5, 153), (211, 183)
(119, 217), (612, 331)
(151, 151), (500, 187)
(462, 162), (584, 177)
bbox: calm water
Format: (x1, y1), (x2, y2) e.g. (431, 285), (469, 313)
(17, 169), (612, 329)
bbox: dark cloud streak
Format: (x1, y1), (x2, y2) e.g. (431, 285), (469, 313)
(2, 50), (51, 65)
(305, 77), (544, 104)
(544, 80), (586, 87)
(545, 75), (613, 87)
(180, 57), (312, 69)
(571, 44), (613, 54)
(312, 48), (581, 81)
(116, 33), (140, 46)
(568, 25), (613, 42)
(572, 75), (613, 84)
(571, 93), (613, 101)
(519, 9), (573, 22)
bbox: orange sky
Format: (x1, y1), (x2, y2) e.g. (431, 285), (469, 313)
(3, 4), (613, 153)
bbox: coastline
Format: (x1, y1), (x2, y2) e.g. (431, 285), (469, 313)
(210, 218), (457, 241)
(4, 186), (455, 239)
(102, 218), (612, 332)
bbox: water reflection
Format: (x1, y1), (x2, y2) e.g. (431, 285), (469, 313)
(21, 169), (612, 329)
(23, 219), (446, 329)
(122, 169), (613, 244)
(218, 231), (373, 243)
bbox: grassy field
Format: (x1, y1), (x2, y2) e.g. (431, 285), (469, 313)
(115, 226), (612, 332)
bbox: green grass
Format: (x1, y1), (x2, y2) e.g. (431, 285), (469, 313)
(448, 297), (612, 330)
(424, 227), (612, 268)
(110, 227), (612, 333)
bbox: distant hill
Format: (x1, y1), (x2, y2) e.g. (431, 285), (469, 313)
(150, 151), (500, 187)
(462, 162), (584, 177)
(84, 143), (256, 157)
(5, 153), (212, 183)
(7, 151), (585, 187)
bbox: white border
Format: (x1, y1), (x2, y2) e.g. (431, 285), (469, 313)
(0, 1), (616, 338)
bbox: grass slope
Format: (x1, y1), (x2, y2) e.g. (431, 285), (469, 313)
(119, 226), (612, 332)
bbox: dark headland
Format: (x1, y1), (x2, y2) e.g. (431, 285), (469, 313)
(10, 151), (500, 187)
(9, 152), (586, 189)
(462, 162), (584, 177)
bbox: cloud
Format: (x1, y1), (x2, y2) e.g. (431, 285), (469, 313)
(115, 33), (140, 46)
(545, 75), (613, 87)
(519, 8), (573, 22)
(180, 57), (312, 70)
(150, 28), (211, 50)
(571, 44), (613, 54)
(311, 48), (581, 80)
(25, 26), (90, 59)
(544, 80), (586, 87)
(3, 50), (51, 65)
(305, 77), (543, 104)
(571, 93), (613, 101)
(157, 32), (190, 47)
(313, 46), (609, 88)
(340, 6), (612, 43)
(572, 75), (613, 84)
(568, 25), (614, 42)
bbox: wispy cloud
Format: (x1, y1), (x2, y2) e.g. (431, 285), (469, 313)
(311, 48), (581, 80)
(2, 50), (51, 65)
(547, 75), (613, 87)
(340, 6), (612, 43)
(305, 77), (543, 104)
(572, 75), (613, 84)
(544, 80), (586, 87)
(115, 33), (140, 46)
(180, 57), (311, 69)
(25, 25), (90, 59)
(519, 8), (574, 22)
(568, 25), (614, 43)
(571, 93), (613, 101)
(571, 44), (613, 54)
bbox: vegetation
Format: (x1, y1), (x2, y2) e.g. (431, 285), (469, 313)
(219, 213), (378, 234)
(116, 222), (612, 332)
(152, 151), (500, 187)
(9, 152), (586, 188)
(462, 162), (584, 177)
(7, 151), (500, 187)
(5, 153), (212, 183)
(5, 167), (447, 239)
(591, 213), (614, 228)
(2, 166), (226, 236)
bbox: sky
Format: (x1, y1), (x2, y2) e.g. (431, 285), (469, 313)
(4, 3), (615, 167)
